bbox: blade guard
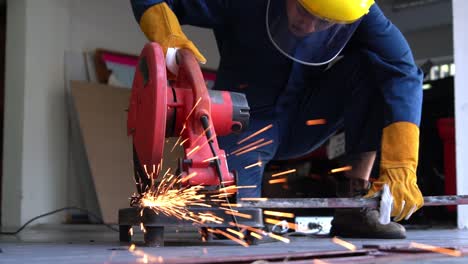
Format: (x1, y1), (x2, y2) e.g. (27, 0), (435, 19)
(128, 43), (167, 172)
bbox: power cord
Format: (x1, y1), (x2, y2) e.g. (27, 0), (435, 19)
(0, 206), (119, 235)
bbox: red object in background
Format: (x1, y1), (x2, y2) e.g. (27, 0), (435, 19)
(201, 69), (217, 90)
(437, 117), (456, 212)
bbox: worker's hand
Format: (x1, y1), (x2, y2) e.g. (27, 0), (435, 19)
(139, 2), (207, 64)
(367, 168), (423, 222)
(365, 122), (424, 222)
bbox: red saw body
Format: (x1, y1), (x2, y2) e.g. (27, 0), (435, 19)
(127, 43), (249, 193)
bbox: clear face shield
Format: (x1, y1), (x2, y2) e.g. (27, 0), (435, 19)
(266, 0), (362, 66)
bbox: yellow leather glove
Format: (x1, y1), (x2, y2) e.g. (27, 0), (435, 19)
(366, 122), (424, 222)
(139, 2), (207, 64)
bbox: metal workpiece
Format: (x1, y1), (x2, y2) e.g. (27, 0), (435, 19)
(238, 195), (468, 209)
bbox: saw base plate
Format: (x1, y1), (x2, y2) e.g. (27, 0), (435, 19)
(118, 207), (264, 246)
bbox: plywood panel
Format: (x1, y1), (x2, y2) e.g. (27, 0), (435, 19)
(71, 81), (134, 223)
(71, 81), (182, 223)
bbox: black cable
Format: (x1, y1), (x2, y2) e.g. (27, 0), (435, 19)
(0, 206), (119, 235)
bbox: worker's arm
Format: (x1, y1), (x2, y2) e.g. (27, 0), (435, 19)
(130, 0), (230, 64)
(352, 4), (424, 221)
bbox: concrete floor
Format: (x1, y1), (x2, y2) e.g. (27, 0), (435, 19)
(1, 225), (468, 263)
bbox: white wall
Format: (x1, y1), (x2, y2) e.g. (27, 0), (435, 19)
(68, 0), (220, 69)
(453, 0), (468, 229)
(2, 0), (220, 227)
(2, 0), (27, 227)
(2, 0), (71, 226)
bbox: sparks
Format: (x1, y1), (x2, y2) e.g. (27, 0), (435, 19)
(219, 207), (239, 213)
(235, 140), (274, 156)
(221, 180), (235, 185)
(171, 135), (183, 152)
(219, 185), (256, 192)
(220, 203), (242, 208)
(132, 156), (281, 248)
(410, 242), (462, 257)
(207, 228), (249, 247)
(137, 171), (226, 224)
(312, 259), (330, 264)
(203, 156), (219, 163)
(332, 237), (357, 251)
(230, 139), (265, 155)
(237, 124), (273, 145)
(244, 161), (263, 169)
(264, 210), (295, 218)
(240, 197), (268, 201)
(185, 97), (202, 122)
(229, 222), (267, 236)
(330, 166), (353, 174)
(225, 211), (253, 219)
(187, 136), (217, 157)
(271, 169), (296, 177)
(249, 232), (263, 240)
(129, 244), (136, 252)
(306, 119), (327, 126)
(227, 228), (245, 239)
(268, 232), (290, 243)
(179, 138), (190, 146)
(187, 146), (201, 157)
(179, 172), (198, 183)
(269, 178), (287, 184)
(128, 244), (163, 263)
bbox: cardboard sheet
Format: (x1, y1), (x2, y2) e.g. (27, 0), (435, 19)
(71, 81), (134, 223)
(71, 81), (182, 223)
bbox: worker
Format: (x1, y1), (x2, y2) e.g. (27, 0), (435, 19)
(130, 0), (424, 239)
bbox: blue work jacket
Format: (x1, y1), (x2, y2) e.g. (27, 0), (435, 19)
(131, 0), (423, 127)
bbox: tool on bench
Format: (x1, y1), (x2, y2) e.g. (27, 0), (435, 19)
(127, 42), (250, 195)
(120, 43), (263, 246)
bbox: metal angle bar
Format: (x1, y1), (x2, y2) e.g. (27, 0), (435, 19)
(238, 195), (468, 209)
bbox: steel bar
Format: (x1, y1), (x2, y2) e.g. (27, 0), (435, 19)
(238, 195), (468, 209)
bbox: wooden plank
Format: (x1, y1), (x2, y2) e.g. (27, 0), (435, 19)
(71, 81), (134, 223)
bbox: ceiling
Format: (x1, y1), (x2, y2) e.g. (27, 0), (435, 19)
(377, 0), (452, 33)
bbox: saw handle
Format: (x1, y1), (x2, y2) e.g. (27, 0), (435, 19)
(174, 49), (211, 123)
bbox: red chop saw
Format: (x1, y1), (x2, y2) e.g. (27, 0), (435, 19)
(127, 43), (250, 194)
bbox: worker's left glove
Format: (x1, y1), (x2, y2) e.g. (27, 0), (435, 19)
(366, 122), (424, 222)
(139, 2), (207, 64)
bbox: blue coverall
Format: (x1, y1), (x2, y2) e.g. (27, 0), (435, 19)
(131, 0), (423, 198)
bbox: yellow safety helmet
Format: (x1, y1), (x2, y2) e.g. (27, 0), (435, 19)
(298, 0), (375, 24)
(266, 0), (374, 66)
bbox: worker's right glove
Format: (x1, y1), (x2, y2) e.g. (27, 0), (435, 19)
(139, 2), (207, 64)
